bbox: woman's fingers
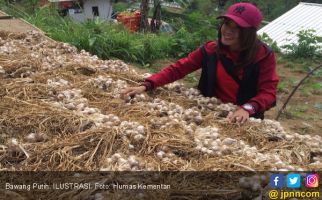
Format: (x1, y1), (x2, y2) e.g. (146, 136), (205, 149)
(241, 116), (248, 124)
(127, 90), (138, 97)
(227, 109), (249, 124)
(121, 88), (132, 99)
(121, 86), (146, 100)
(227, 111), (234, 122)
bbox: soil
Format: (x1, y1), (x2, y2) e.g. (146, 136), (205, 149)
(0, 10), (43, 33)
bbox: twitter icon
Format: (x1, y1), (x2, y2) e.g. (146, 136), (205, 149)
(287, 174), (301, 188)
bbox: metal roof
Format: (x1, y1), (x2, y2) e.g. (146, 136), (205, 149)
(258, 2), (322, 49)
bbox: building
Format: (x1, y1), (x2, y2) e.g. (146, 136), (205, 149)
(258, 2), (322, 50)
(49, 0), (113, 22)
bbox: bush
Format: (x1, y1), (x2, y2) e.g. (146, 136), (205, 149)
(282, 29), (322, 59)
(258, 32), (281, 53)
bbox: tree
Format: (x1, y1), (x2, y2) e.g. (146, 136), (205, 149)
(150, 0), (161, 33)
(139, 0), (149, 32)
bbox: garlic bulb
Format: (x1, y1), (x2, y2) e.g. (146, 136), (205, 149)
(47, 78), (69, 87)
(25, 132), (48, 143)
(101, 153), (143, 171)
(0, 66), (5, 74)
(90, 76), (113, 90)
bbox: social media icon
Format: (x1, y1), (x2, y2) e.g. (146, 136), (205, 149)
(286, 174), (301, 188)
(270, 174), (284, 188)
(306, 174), (319, 188)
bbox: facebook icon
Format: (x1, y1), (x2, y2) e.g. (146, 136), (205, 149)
(270, 174), (284, 188)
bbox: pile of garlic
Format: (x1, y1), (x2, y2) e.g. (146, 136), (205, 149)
(147, 99), (183, 118)
(89, 75), (113, 91)
(164, 82), (186, 94)
(73, 50), (133, 74)
(183, 108), (203, 125)
(111, 80), (128, 98)
(156, 146), (179, 164)
(47, 78), (69, 87)
(101, 153), (144, 171)
(50, 88), (101, 115)
(55, 89), (82, 102)
(125, 93), (147, 104)
(146, 99), (204, 130)
(262, 119), (286, 138)
(97, 59), (131, 73)
(184, 88), (201, 99)
(149, 117), (172, 129)
(236, 143), (303, 171)
(215, 103), (237, 114)
(89, 113), (121, 128)
(24, 31), (47, 43)
(169, 85), (237, 115)
(195, 96), (220, 110)
(119, 121), (145, 147)
(194, 126), (223, 155)
(55, 42), (78, 54)
(286, 132), (322, 149)
(192, 127), (301, 170)
(146, 99), (168, 112)
(0, 41), (17, 54)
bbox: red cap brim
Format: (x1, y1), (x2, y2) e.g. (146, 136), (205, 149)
(217, 14), (251, 28)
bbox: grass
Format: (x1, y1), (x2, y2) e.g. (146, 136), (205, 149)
(277, 81), (287, 93)
(286, 104), (309, 118)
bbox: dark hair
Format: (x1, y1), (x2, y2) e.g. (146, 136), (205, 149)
(216, 20), (260, 67)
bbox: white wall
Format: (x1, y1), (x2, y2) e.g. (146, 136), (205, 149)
(66, 0), (112, 22)
(68, 9), (85, 22)
(83, 0), (112, 21)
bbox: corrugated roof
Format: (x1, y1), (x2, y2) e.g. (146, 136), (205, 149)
(258, 2), (322, 49)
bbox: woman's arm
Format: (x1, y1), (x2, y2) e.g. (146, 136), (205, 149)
(144, 42), (215, 90)
(247, 52), (279, 113)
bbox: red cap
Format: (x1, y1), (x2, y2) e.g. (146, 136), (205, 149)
(217, 3), (262, 30)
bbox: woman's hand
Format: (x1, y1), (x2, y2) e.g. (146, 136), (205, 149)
(121, 86), (146, 100)
(227, 108), (249, 124)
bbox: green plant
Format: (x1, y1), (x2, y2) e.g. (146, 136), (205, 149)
(258, 32), (281, 53)
(277, 81), (286, 93)
(283, 62), (294, 69)
(282, 29), (322, 59)
(113, 2), (129, 13)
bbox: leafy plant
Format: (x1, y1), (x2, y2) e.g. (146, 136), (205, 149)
(282, 29), (322, 59)
(258, 32), (281, 53)
(277, 81), (286, 93)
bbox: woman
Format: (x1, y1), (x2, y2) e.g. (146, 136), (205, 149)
(122, 2), (278, 123)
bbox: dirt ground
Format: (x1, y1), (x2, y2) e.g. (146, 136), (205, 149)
(0, 10), (43, 33)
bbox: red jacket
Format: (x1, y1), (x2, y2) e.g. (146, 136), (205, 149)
(144, 41), (278, 113)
